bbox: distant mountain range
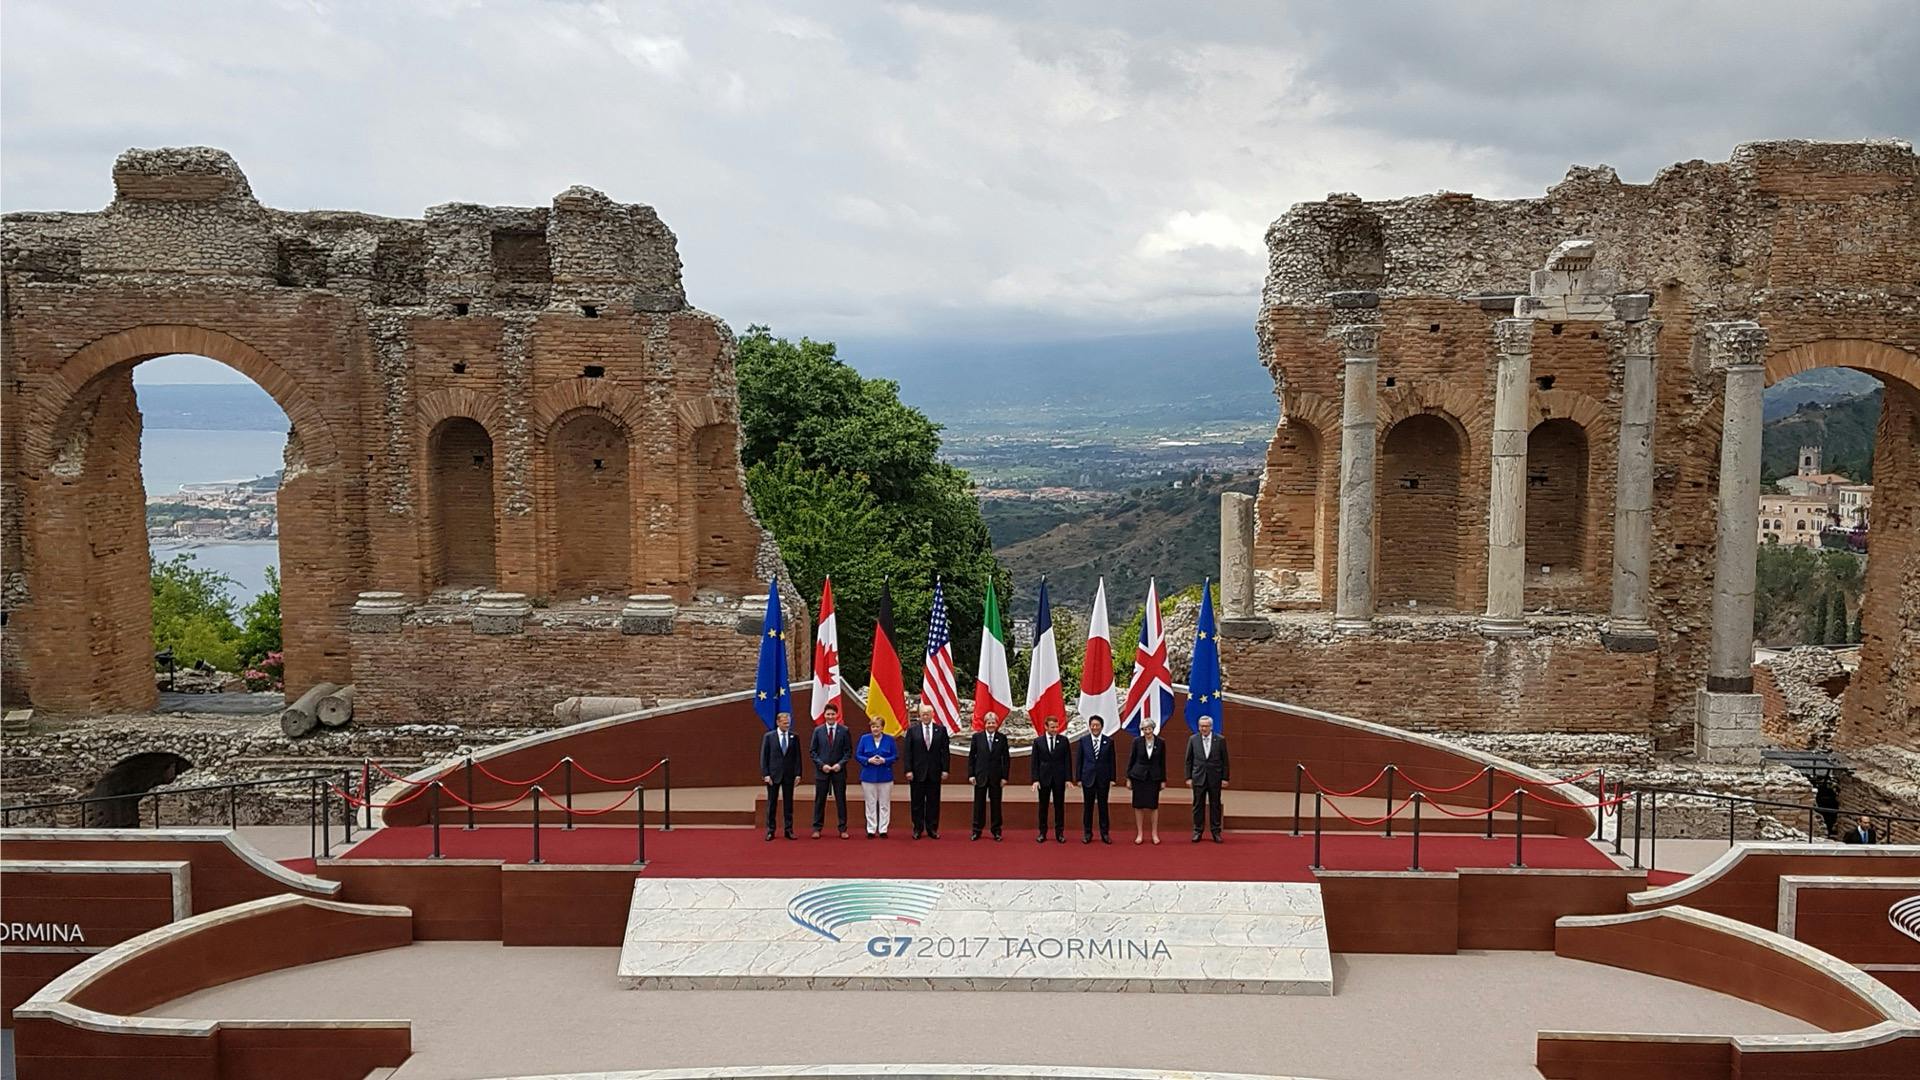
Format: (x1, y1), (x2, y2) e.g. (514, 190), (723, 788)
(1761, 389), (1881, 484)
(1763, 367), (1881, 420)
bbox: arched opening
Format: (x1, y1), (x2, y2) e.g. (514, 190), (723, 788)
(691, 423), (743, 591)
(1525, 418), (1590, 608)
(427, 418), (496, 590)
(549, 411), (630, 596)
(1255, 418), (1326, 600)
(17, 330), (352, 713)
(1758, 341), (1918, 764)
(1377, 413), (1464, 610)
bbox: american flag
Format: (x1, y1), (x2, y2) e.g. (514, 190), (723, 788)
(922, 581), (963, 733)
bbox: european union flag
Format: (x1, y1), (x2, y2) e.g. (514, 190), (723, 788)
(754, 581), (791, 729)
(1184, 578), (1225, 734)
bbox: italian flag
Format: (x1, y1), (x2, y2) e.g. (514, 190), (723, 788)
(972, 579), (1011, 732)
(808, 577), (841, 722)
(1023, 579), (1066, 733)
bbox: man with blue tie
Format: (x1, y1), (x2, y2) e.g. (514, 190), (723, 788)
(760, 710), (801, 841)
(1075, 714), (1117, 844)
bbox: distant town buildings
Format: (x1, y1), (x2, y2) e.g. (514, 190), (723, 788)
(1758, 444), (1871, 549)
(146, 479), (277, 541)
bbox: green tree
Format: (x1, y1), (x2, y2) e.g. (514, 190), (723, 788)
(151, 554), (242, 671)
(1851, 606), (1865, 643)
(737, 326), (1005, 688)
(236, 566), (282, 667)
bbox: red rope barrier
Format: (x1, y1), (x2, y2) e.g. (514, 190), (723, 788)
(1322, 793), (1418, 828)
(328, 780), (433, 810)
(536, 786), (641, 817)
(371, 760), (434, 786)
(1424, 789), (1521, 818)
(1301, 765), (1388, 798)
(571, 758), (667, 786)
(438, 785), (538, 812)
(475, 758), (565, 787)
(1398, 769), (1489, 794)
(1523, 788), (1633, 812)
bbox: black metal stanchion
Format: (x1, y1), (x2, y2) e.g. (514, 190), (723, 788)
(1595, 771), (1607, 841)
(229, 786), (239, 829)
(1409, 792), (1424, 871)
(1613, 782), (1626, 855)
(342, 770), (354, 843)
(153, 791), (163, 828)
(430, 782), (443, 860)
(1484, 767), (1496, 841)
(1511, 789), (1527, 868)
(1310, 792), (1323, 870)
(309, 779), (318, 859)
(1649, 791), (1659, 872)
(1728, 797), (1736, 848)
(1384, 765), (1397, 838)
(564, 758), (576, 831)
(661, 759), (672, 831)
(363, 759), (374, 830)
(1292, 763), (1303, 837)
(322, 784), (333, 859)
(465, 757), (476, 831)
(1631, 791), (1643, 868)
(530, 785), (544, 864)
(634, 785), (646, 865)
(1806, 804), (1815, 842)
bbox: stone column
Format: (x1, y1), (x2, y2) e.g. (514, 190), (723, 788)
(1697, 321), (1768, 764)
(1331, 318), (1380, 632)
(1219, 492), (1256, 619)
(1603, 310), (1660, 651)
(1481, 318), (1533, 637)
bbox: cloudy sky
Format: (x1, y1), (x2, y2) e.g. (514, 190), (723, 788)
(4, 0), (1914, 362)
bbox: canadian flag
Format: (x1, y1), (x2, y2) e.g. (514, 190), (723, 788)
(1077, 578), (1118, 729)
(808, 577), (841, 722)
(1023, 580), (1066, 733)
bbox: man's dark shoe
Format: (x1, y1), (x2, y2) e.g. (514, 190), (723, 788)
(993, 832), (1002, 841)
(1082, 834), (1093, 844)
(928, 831), (939, 840)
(1212, 832), (1224, 843)
(971, 831), (981, 841)
(1100, 835), (1111, 845)
(1191, 833), (1203, 843)
(1056, 832), (1067, 843)
(764, 831), (774, 841)
(1036, 833), (1047, 843)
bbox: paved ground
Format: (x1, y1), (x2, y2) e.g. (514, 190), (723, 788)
(147, 943), (1812, 1080)
(1596, 836), (1742, 876)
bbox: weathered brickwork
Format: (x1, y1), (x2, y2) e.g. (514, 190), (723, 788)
(1249, 140), (1919, 754)
(1, 147), (786, 721)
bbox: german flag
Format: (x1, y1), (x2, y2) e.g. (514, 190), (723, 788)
(866, 581), (909, 737)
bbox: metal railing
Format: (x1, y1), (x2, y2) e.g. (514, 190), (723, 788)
(1624, 784), (1920, 872)
(0, 771), (368, 860)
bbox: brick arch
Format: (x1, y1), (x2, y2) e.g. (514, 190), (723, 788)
(1258, 391), (1340, 602)
(1378, 381), (1486, 446)
(1528, 387), (1608, 432)
(531, 379), (647, 438)
(674, 396), (730, 437)
(1764, 339), (1920, 392)
(1377, 407), (1473, 611)
(34, 324), (340, 468)
(415, 387), (504, 440)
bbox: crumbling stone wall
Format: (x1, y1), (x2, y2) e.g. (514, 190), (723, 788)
(1250, 140), (1919, 754)
(1, 147), (784, 722)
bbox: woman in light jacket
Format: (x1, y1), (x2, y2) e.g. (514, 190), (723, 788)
(857, 716), (899, 838)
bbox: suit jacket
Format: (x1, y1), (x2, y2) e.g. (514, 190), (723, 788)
(1127, 736), (1167, 785)
(1186, 733), (1229, 787)
(904, 722), (951, 780)
(968, 731), (1011, 786)
(761, 728), (802, 783)
(1030, 731), (1072, 787)
(810, 723), (852, 776)
(1077, 734), (1116, 786)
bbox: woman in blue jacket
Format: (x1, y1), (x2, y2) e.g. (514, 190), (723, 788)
(857, 716), (898, 838)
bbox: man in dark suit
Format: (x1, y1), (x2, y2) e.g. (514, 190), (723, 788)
(1076, 715), (1117, 844)
(904, 696), (951, 839)
(760, 711), (801, 840)
(810, 700), (852, 839)
(1186, 715), (1229, 843)
(968, 713), (1012, 841)
(1840, 815), (1879, 845)
(1030, 713), (1072, 843)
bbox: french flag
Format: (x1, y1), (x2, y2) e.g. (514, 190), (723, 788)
(1023, 580), (1066, 733)
(1077, 579), (1118, 729)
(1120, 578), (1174, 735)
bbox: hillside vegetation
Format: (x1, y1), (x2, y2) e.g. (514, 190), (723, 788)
(1761, 389), (1881, 483)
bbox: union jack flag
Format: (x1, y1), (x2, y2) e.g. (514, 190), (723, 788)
(1120, 578), (1174, 735)
(922, 581), (963, 733)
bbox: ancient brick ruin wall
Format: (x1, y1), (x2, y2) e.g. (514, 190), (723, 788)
(1, 147), (785, 723)
(1248, 139), (1919, 753)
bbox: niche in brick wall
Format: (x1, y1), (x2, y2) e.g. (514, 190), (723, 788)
(1524, 418), (1589, 605)
(1257, 418), (1326, 581)
(428, 418), (496, 589)
(692, 423), (740, 588)
(550, 412), (630, 596)
(1378, 413), (1464, 610)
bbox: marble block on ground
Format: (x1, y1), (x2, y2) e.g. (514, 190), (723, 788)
(617, 878), (1331, 994)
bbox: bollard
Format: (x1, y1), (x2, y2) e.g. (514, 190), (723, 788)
(635, 785), (647, 865)
(1384, 765), (1396, 838)
(341, 769), (354, 843)
(1311, 792), (1323, 870)
(1595, 770), (1607, 841)
(1292, 763), (1303, 837)
(430, 782), (443, 860)
(1484, 767), (1496, 841)
(1613, 782), (1626, 856)
(1649, 791), (1660, 872)
(662, 759), (673, 831)
(564, 758), (576, 830)
(308, 779), (318, 859)
(321, 784), (332, 859)
(1409, 792), (1424, 871)
(1511, 789), (1527, 868)
(530, 785), (544, 864)
(1631, 791), (1643, 868)
(465, 757), (476, 831)
(363, 759), (374, 830)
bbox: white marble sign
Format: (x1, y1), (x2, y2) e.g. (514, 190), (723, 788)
(618, 878), (1330, 994)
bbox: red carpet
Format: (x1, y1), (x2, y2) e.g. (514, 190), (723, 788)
(338, 825), (1616, 881)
